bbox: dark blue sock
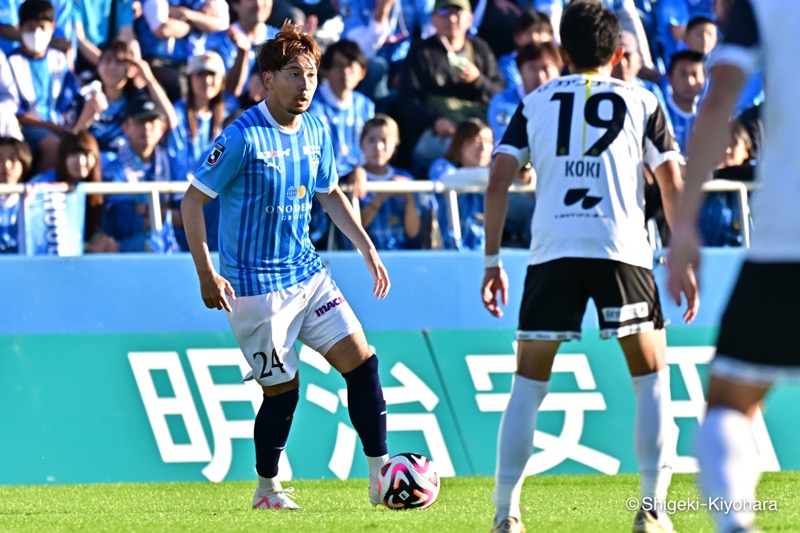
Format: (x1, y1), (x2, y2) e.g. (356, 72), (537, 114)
(254, 388), (299, 478)
(343, 354), (388, 457)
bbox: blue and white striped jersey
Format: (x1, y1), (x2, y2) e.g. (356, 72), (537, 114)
(308, 83), (374, 178)
(192, 101), (338, 296)
(6, 47), (79, 126)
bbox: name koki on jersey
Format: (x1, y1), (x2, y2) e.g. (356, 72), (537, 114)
(206, 143), (225, 166)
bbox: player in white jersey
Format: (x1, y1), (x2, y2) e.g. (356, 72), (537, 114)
(668, 1), (800, 531)
(481, 3), (699, 533)
(181, 22), (391, 511)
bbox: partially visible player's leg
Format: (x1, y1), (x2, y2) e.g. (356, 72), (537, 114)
(298, 269), (389, 504)
(618, 331), (678, 532)
(697, 261), (800, 532)
(325, 333), (389, 504)
(590, 259), (676, 531)
(493, 260), (586, 531)
(493, 339), (559, 528)
(227, 290), (307, 511)
(696, 375), (768, 533)
(252, 376), (303, 510)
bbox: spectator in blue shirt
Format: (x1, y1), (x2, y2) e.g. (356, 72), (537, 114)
(102, 97), (188, 252)
(69, 40), (178, 153)
(488, 40), (561, 144)
(136, 0), (231, 101)
(428, 118), (493, 250)
(358, 114), (421, 250)
(7, 0), (80, 173)
(0, 135), (31, 254)
(496, 10), (553, 93)
(207, 0), (279, 97)
(664, 50), (705, 153)
(28, 130), (119, 252)
(73, 0), (136, 71)
(655, 0), (714, 68)
(310, 39), (375, 196)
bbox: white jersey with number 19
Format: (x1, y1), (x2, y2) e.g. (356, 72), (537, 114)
(192, 101), (337, 297)
(496, 74), (681, 269)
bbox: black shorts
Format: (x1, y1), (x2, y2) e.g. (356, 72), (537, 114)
(716, 261), (800, 367)
(517, 258), (665, 341)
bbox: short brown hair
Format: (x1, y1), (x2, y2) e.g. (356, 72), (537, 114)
(257, 20), (321, 73)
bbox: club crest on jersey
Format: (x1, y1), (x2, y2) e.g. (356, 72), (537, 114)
(206, 143), (225, 166)
(257, 148), (290, 159)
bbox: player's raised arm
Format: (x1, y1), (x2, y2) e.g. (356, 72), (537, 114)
(317, 186), (391, 299)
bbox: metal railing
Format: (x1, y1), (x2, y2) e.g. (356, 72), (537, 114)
(0, 178), (756, 248)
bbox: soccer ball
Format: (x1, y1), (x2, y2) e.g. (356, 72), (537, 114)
(377, 452), (440, 510)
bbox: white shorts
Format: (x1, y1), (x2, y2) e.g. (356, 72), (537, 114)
(227, 268), (363, 386)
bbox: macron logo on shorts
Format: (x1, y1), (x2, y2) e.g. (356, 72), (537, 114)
(315, 296), (346, 317)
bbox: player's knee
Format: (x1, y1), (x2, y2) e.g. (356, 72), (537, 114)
(343, 353), (380, 385)
(261, 374), (300, 397)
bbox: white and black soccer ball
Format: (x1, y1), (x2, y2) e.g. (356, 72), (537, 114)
(377, 452), (440, 510)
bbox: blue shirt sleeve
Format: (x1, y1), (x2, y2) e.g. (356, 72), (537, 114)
(315, 125), (338, 193)
(192, 124), (247, 197)
(53, 0), (74, 41)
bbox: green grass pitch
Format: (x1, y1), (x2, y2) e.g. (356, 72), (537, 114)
(2, 473), (799, 532)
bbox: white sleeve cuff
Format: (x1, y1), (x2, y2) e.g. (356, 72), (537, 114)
(142, 0), (170, 30)
(190, 178), (219, 199)
(493, 144), (530, 169)
(707, 44), (759, 79)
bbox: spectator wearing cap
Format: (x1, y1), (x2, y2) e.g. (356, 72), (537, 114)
(171, 51), (233, 172)
(206, 0), (279, 98)
(396, 0), (503, 174)
(102, 97), (189, 252)
(0, 0), (73, 56)
(611, 30), (670, 127)
(135, 0), (231, 101)
(7, 0), (81, 173)
(68, 39), (178, 154)
(170, 51), (233, 251)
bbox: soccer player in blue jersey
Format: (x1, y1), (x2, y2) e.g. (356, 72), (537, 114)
(182, 21), (391, 511)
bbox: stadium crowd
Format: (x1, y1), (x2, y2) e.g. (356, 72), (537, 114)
(0, 0), (761, 254)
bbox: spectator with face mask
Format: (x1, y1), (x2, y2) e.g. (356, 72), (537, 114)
(6, 0), (81, 173)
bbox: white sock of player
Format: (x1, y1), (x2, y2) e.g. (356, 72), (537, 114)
(696, 407), (761, 532)
(632, 368), (675, 512)
(257, 475), (281, 494)
(367, 454), (389, 478)
(494, 374), (549, 522)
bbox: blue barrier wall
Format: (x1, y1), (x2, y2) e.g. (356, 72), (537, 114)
(1, 249), (744, 334)
(5, 248), (781, 487)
